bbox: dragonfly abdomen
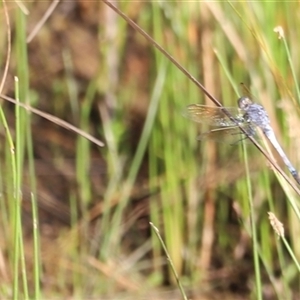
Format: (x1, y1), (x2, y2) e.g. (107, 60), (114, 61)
(264, 127), (300, 184)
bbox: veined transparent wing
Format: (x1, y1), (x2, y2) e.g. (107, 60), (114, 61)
(197, 124), (257, 144)
(182, 104), (258, 144)
(182, 104), (244, 127)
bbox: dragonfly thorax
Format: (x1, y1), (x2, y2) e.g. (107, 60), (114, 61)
(238, 96), (270, 129)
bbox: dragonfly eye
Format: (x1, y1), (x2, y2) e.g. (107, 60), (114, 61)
(238, 96), (253, 110)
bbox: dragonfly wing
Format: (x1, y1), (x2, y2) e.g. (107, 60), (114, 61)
(182, 104), (244, 127)
(197, 123), (259, 144)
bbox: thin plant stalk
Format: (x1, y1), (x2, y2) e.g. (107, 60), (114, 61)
(31, 192), (41, 300)
(150, 222), (188, 300)
(241, 140), (262, 299)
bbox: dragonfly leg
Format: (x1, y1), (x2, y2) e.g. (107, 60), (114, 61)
(229, 125), (256, 146)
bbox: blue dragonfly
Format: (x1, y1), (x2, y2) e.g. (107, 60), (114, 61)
(183, 95), (300, 185)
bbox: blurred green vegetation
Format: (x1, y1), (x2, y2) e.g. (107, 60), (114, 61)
(0, 1), (300, 299)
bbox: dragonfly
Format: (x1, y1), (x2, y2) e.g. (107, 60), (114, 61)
(182, 96), (300, 185)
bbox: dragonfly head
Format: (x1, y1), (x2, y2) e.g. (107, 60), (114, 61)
(238, 96), (253, 110)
